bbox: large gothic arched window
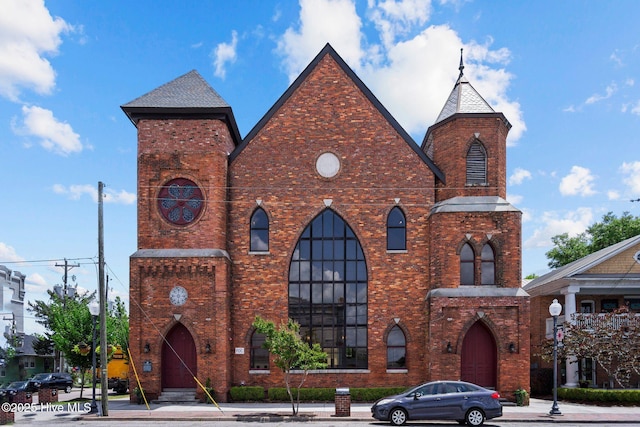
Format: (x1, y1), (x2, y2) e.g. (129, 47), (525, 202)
(288, 209), (368, 369)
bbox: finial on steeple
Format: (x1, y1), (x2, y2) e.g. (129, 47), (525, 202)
(458, 48), (464, 78)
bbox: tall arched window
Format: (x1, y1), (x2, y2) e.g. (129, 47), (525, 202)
(387, 207), (406, 251)
(387, 325), (406, 369)
(250, 208), (269, 252)
(481, 244), (495, 285)
(466, 141), (487, 184)
(288, 209), (368, 369)
(460, 243), (475, 285)
(250, 330), (269, 370)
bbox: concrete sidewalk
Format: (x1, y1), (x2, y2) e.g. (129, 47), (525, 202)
(14, 397), (640, 424)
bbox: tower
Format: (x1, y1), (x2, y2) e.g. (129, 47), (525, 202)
(122, 70), (240, 401)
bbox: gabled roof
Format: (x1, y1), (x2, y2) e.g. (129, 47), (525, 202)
(229, 43), (445, 183)
(524, 234), (640, 294)
(121, 70), (241, 145)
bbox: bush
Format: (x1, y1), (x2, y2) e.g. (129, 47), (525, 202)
(266, 387), (407, 402)
(558, 387), (640, 405)
(229, 386), (265, 401)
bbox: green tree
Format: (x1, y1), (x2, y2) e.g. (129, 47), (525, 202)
(28, 289), (129, 398)
(546, 212), (640, 268)
(252, 316), (327, 415)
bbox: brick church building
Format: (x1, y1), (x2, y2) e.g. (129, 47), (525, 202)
(122, 44), (529, 402)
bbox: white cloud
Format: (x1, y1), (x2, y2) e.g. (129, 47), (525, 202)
(13, 105), (82, 155)
(0, 0), (72, 101)
(276, 0), (526, 144)
(212, 30), (238, 79)
(509, 168), (532, 186)
(0, 243), (24, 263)
(620, 161), (640, 195)
(559, 165), (596, 196)
(524, 207), (594, 249)
(608, 190), (621, 200)
(278, 0), (365, 82)
(368, 0), (432, 48)
(585, 82), (617, 105)
(52, 184), (136, 204)
(506, 193), (523, 205)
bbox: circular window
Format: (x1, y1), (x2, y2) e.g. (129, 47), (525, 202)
(316, 152), (341, 178)
(158, 178), (204, 225)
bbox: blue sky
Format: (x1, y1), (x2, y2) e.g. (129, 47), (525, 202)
(2, 0), (640, 336)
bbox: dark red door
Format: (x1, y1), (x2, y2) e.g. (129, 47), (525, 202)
(162, 323), (197, 388)
(460, 321), (497, 388)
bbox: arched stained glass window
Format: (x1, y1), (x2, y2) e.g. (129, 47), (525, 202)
(387, 207), (406, 251)
(250, 208), (269, 252)
(288, 209), (368, 369)
(387, 326), (406, 369)
(481, 244), (495, 285)
(460, 243), (475, 286)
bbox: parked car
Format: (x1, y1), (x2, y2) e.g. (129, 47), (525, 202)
(0, 381), (31, 401)
(27, 373), (73, 393)
(371, 380), (502, 426)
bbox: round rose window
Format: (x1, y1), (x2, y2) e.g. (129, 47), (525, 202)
(158, 178), (204, 225)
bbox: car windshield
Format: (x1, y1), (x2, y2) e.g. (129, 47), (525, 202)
(7, 382), (23, 388)
(32, 374), (49, 380)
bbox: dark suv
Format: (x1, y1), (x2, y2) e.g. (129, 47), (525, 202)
(27, 373), (73, 393)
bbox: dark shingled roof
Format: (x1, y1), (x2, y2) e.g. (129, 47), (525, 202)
(122, 70), (229, 109)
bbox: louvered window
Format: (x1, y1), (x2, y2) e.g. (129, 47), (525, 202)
(466, 141), (487, 184)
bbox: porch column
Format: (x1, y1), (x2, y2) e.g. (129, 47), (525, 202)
(561, 286), (579, 387)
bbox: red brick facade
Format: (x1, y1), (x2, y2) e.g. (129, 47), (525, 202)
(125, 45), (529, 402)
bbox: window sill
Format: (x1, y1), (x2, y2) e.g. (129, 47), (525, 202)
(291, 369), (371, 374)
(386, 369), (408, 374)
(249, 370), (270, 375)
(386, 250), (407, 254)
(248, 251), (270, 256)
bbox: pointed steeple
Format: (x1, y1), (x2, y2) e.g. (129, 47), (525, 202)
(434, 49), (495, 124)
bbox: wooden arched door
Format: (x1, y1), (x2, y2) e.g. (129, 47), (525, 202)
(161, 323), (197, 388)
(460, 321), (497, 388)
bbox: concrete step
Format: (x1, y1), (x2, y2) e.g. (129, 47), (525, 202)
(154, 388), (198, 404)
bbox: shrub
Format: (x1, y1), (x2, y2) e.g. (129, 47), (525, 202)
(558, 387), (640, 405)
(229, 386), (265, 402)
(266, 387), (407, 402)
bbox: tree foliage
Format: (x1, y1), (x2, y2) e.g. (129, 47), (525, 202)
(546, 212), (640, 268)
(540, 307), (640, 388)
(28, 289), (129, 397)
(252, 316), (327, 415)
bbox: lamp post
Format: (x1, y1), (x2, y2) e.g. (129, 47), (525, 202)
(88, 301), (100, 414)
(549, 298), (562, 416)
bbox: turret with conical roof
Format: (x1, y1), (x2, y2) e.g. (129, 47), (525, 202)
(423, 50), (511, 202)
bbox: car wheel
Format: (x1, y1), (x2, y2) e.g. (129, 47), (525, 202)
(389, 408), (407, 426)
(465, 408), (485, 426)
(65, 386), (72, 393)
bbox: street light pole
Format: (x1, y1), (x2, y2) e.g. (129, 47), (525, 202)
(549, 298), (562, 416)
(88, 301), (100, 414)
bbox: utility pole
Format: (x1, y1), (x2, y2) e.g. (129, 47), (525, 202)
(98, 181), (108, 416)
(54, 258), (79, 372)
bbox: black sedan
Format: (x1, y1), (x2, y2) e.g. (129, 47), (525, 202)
(0, 381), (32, 401)
(371, 380), (502, 426)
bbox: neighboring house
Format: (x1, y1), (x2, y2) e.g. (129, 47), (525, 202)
(0, 267), (54, 383)
(524, 234), (640, 390)
(123, 44), (529, 402)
